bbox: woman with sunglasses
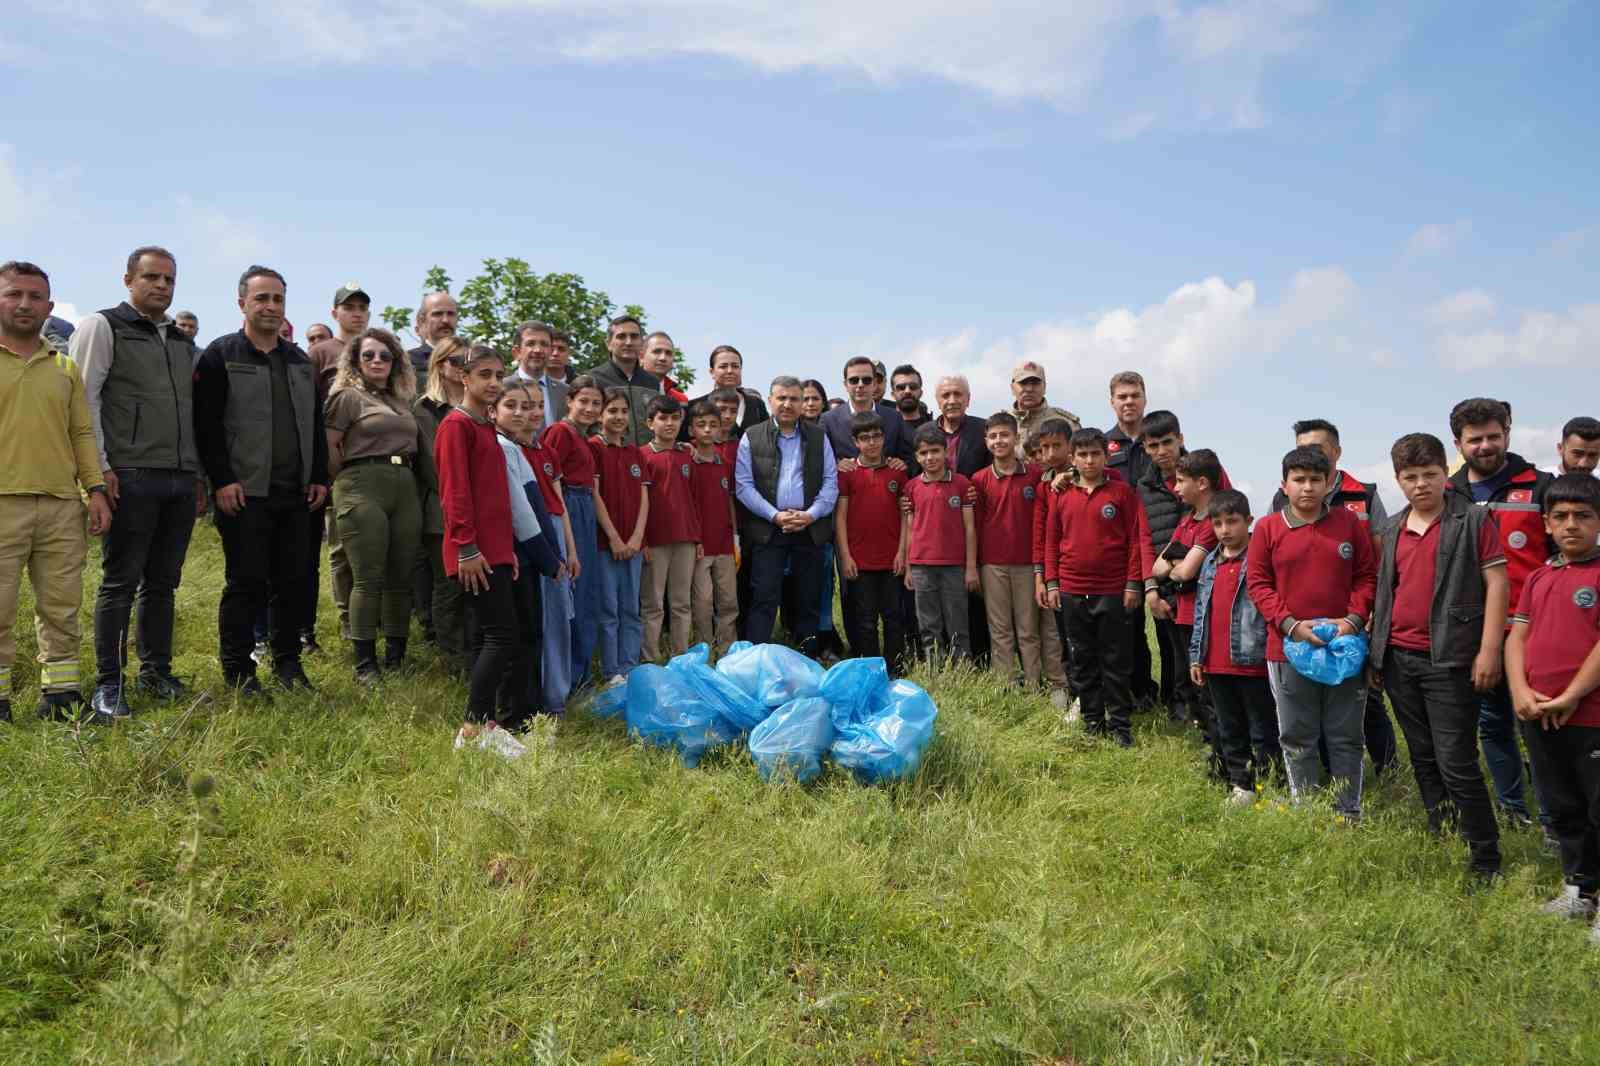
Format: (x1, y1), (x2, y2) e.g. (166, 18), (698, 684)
(325, 328), (424, 683)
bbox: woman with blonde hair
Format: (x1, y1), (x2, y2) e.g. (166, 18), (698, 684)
(325, 327), (424, 682)
(412, 335), (469, 672)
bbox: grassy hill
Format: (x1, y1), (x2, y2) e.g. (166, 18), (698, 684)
(3, 523), (1598, 1064)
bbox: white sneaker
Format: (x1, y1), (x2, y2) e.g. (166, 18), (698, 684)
(251, 641), (269, 665)
(453, 723), (480, 750)
(1049, 688), (1072, 712)
(477, 722), (528, 760)
(606, 674), (627, 689)
(1228, 786), (1254, 808)
(1539, 884), (1597, 920)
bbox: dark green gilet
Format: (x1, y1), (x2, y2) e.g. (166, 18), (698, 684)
(223, 346), (318, 498)
(96, 303), (200, 472)
(741, 419), (832, 546)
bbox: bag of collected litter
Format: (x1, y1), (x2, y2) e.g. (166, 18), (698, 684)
(624, 665), (738, 767)
(590, 678), (629, 720)
(818, 656), (890, 730)
(715, 643), (825, 708)
(666, 643), (770, 734)
(748, 696), (836, 783)
(1284, 622), (1368, 686)
(829, 679), (938, 783)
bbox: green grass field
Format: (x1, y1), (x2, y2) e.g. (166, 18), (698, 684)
(4, 523), (1599, 1064)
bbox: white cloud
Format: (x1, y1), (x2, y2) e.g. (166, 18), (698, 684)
(1433, 303), (1600, 370)
(1346, 461), (1405, 515)
(1510, 423), (1564, 474)
(179, 197), (274, 264)
(860, 266), (1358, 422)
(1405, 220), (1472, 256)
(49, 302), (84, 328)
(1421, 288), (1497, 330)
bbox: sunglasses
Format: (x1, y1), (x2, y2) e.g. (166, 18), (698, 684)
(446, 356), (467, 369)
(360, 351), (394, 364)
(892, 381), (920, 391)
(845, 375), (874, 386)
(1015, 377), (1043, 386)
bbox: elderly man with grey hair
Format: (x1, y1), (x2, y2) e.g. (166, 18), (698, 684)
(930, 374), (992, 478)
(734, 375), (838, 649)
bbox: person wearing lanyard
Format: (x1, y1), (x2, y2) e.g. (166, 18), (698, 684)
(325, 328), (423, 684)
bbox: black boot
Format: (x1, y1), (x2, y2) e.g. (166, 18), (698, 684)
(352, 640), (382, 685)
(382, 637), (408, 672)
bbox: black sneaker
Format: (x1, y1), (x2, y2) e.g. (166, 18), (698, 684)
(35, 690), (88, 723)
(0, 699), (11, 724)
(300, 632), (322, 655)
(134, 672), (189, 701)
(1112, 731), (1136, 749)
(273, 661), (315, 692)
(91, 683), (133, 723)
(226, 673), (264, 697)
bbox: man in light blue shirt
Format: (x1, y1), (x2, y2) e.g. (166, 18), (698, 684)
(510, 320), (568, 425)
(735, 375), (838, 647)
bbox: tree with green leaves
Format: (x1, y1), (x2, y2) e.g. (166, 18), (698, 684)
(380, 258), (692, 385)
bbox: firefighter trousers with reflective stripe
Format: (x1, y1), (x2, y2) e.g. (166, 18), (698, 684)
(0, 494), (88, 694)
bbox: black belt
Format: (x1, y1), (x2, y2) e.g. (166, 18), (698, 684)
(344, 454), (414, 469)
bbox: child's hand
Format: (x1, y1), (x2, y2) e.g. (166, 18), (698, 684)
(1146, 590), (1171, 621)
(1046, 589), (1061, 611)
(903, 568), (915, 591)
(641, 545), (653, 564)
(608, 535), (628, 560)
(1471, 647), (1504, 693)
(1332, 618), (1359, 639)
(964, 567), (980, 592)
(1122, 589), (1139, 611)
(886, 458), (908, 472)
(842, 555), (859, 580)
(1189, 664), (1204, 688)
(1034, 575), (1049, 609)
(695, 544), (704, 561)
(1288, 620), (1325, 645)
(1511, 685), (1550, 721)
(892, 552), (906, 576)
(567, 555), (582, 581)
(1537, 691), (1581, 729)
(1050, 471), (1072, 492)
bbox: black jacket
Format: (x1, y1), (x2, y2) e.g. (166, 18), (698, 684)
(1370, 490), (1502, 668)
(194, 331), (329, 495)
(821, 403), (914, 467)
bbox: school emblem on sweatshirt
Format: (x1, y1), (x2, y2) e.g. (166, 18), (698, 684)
(680, 463), (691, 480)
(1508, 531), (1528, 549)
(888, 480), (900, 494)
(542, 462), (555, 478)
(1101, 503), (1117, 519)
(629, 464), (641, 478)
(1023, 485), (1036, 500)
(1337, 541), (1354, 559)
(1576, 586), (1598, 609)
(720, 476), (729, 490)
(947, 495), (962, 509)
(1509, 489), (1533, 504)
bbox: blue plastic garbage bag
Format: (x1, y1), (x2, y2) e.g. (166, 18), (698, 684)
(623, 665), (738, 767)
(666, 643), (770, 734)
(748, 697), (836, 783)
(590, 679), (628, 719)
(1284, 622), (1368, 686)
(715, 643), (825, 708)
(830, 679), (938, 783)
(819, 656), (890, 730)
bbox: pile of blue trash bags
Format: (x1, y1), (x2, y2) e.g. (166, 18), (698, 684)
(589, 642), (938, 783)
(1284, 622), (1369, 685)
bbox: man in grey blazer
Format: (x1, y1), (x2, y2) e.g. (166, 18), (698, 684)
(510, 320), (568, 425)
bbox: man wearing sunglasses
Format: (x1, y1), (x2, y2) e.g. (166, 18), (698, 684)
(821, 355), (915, 467)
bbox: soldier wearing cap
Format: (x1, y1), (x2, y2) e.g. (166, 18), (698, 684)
(72, 246), (204, 720)
(305, 281), (372, 648)
(1009, 360), (1081, 447)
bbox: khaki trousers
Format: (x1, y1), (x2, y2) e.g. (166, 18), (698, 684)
(981, 563), (1067, 689)
(641, 541), (697, 660)
(0, 495), (88, 694)
(692, 553), (740, 657)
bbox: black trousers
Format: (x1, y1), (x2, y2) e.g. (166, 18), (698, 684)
(1384, 648), (1501, 872)
(413, 552), (434, 640)
(93, 468), (198, 686)
(1063, 593), (1134, 737)
(494, 565), (545, 728)
(1523, 720), (1600, 892)
(967, 591), (990, 669)
(746, 533), (822, 645)
(846, 570), (906, 674)
(463, 564), (517, 724)
(1207, 673), (1283, 791)
(215, 491), (311, 680)
(1130, 603), (1158, 703)
(1155, 615), (1197, 714)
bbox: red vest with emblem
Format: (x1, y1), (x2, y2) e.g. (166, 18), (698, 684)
(1447, 457), (1553, 609)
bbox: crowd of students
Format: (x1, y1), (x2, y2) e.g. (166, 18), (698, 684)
(4, 250), (1600, 922)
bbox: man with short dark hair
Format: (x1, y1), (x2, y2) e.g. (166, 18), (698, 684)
(735, 376), (838, 648)
(1448, 397), (1554, 825)
(642, 331), (688, 403)
(546, 330), (574, 385)
(304, 322), (331, 347)
(510, 320), (568, 424)
(1559, 417), (1600, 477)
(0, 261), (111, 723)
(408, 291), (458, 377)
(891, 364), (931, 431)
(589, 315), (659, 445)
(173, 310), (199, 341)
(1106, 370), (1153, 485)
(821, 355), (914, 465)
(73, 246), (206, 719)
(193, 266), (330, 694)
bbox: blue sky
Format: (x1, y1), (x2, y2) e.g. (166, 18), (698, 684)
(4, 0), (1596, 510)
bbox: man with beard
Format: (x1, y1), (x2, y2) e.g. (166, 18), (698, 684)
(1448, 397), (1554, 828)
(891, 364), (931, 433)
(1558, 417), (1600, 477)
(408, 291), (458, 378)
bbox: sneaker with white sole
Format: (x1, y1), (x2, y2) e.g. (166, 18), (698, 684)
(477, 722), (528, 760)
(1049, 688), (1072, 712)
(1539, 884), (1597, 920)
(606, 674), (627, 689)
(453, 723), (481, 750)
(1228, 786), (1254, 808)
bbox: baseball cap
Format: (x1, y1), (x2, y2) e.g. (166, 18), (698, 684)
(1011, 360), (1046, 384)
(333, 281), (370, 305)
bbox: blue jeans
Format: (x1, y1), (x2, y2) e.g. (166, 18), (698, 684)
(596, 548), (642, 680)
(1479, 680), (1531, 817)
(540, 537), (573, 714)
(565, 488), (601, 687)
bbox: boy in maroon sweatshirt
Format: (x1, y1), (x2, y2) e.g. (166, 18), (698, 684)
(1044, 428), (1150, 746)
(1247, 446), (1378, 818)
